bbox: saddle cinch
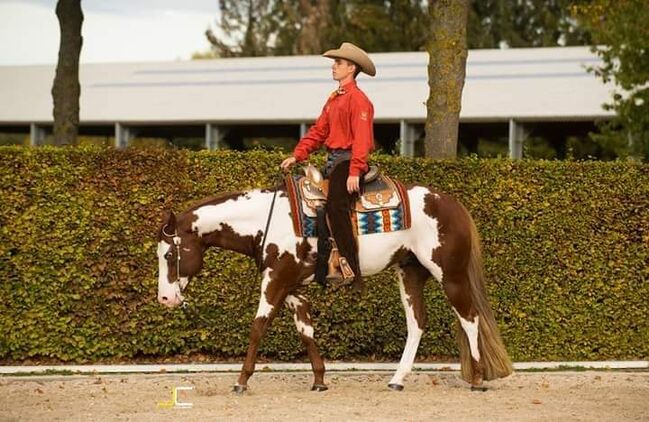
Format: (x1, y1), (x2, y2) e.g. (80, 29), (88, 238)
(285, 164), (412, 239)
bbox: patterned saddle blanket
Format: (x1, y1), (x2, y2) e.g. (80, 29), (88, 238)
(284, 168), (412, 237)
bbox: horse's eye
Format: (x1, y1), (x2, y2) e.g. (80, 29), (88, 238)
(165, 252), (173, 259)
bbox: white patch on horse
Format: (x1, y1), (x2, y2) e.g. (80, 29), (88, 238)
(255, 270), (274, 319)
(191, 190), (296, 263)
(454, 309), (481, 362)
(389, 270), (424, 386)
(179, 277), (189, 290)
(357, 231), (410, 276)
(157, 241), (183, 303)
(285, 295), (314, 338)
(407, 186), (444, 283)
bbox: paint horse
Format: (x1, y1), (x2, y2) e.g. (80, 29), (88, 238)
(156, 173), (513, 392)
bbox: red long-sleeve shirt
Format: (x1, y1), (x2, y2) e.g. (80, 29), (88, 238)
(292, 80), (374, 177)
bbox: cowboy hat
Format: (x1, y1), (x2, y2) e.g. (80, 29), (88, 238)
(322, 42), (376, 77)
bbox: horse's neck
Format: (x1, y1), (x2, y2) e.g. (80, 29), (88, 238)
(190, 189), (273, 257)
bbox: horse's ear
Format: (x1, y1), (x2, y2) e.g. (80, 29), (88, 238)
(162, 210), (176, 229)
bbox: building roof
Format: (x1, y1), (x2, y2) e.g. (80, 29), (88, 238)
(0, 46), (613, 125)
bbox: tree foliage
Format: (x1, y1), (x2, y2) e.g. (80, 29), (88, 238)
(468, 0), (590, 49)
(573, 0), (649, 160)
(206, 0), (429, 57)
(202, 0), (590, 57)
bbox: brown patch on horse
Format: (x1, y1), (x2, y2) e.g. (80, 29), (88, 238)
(263, 242), (315, 289)
(295, 238), (315, 263)
(391, 248), (430, 330)
(423, 192), (474, 318)
(156, 212), (207, 283)
(190, 215), (262, 258)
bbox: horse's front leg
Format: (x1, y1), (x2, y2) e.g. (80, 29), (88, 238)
(234, 270), (288, 393)
(285, 294), (327, 391)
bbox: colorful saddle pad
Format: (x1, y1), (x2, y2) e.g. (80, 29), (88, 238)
(284, 174), (412, 237)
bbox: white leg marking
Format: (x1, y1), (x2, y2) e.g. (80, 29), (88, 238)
(285, 295), (314, 338)
(454, 308), (481, 362)
(389, 270), (424, 386)
(255, 270), (274, 319)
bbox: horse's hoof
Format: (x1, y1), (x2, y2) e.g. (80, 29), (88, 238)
(388, 383), (404, 391)
(311, 384), (328, 392)
(232, 384), (248, 394)
(471, 385), (488, 392)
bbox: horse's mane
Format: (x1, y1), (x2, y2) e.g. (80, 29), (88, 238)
(183, 182), (286, 215)
(184, 191), (244, 213)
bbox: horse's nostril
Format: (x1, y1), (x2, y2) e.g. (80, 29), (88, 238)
(161, 296), (168, 302)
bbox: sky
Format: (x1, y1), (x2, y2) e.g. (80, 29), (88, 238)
(0, 0), (220, 65)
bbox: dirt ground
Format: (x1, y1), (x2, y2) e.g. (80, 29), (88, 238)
(0, 370), (647, 421)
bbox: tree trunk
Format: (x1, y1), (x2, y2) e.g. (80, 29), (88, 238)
(52, 0), (83, 146)
(424, 0), (469, 159)
(297, 0), (329, 54)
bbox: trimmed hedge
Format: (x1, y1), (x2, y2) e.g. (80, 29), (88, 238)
(0, 146), (647, 363)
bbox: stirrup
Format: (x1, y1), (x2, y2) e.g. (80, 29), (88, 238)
(326, 247), (355, 282)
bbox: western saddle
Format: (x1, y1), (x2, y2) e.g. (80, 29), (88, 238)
(297, 164), (404, 282)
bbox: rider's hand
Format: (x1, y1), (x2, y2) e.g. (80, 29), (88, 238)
(347, 176), (360, 194)
(280, 156), (296, 172)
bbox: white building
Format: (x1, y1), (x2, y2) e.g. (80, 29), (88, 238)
(0, 46), (612, 157)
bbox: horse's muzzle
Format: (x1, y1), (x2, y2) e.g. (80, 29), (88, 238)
(158, 294), (184, 308)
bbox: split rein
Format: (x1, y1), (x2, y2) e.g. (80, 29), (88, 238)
(258, 171), (287, 273)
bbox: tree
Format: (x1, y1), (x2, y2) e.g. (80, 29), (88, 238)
(51, 0), (83, 146)
(574, 0), (649, 160)
(424, 0), (469, 159)
(200, 0), (591, 59)
(205, 0), (274, 57)
(203, 0), (430, 57)
(269, 0), (331, 55)
(468, 0), (591, 49)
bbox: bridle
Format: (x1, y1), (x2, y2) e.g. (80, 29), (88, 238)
(162, 223), (189, 308)
(160, 172), (284, 308)
(162, 224), (182, 282)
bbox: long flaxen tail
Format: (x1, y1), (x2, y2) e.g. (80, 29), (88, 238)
(458, 210), (513, 382)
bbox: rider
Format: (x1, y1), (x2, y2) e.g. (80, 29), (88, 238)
(280, 42), (375, 291)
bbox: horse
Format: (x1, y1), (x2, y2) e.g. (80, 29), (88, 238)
(155, 178), (513, 393)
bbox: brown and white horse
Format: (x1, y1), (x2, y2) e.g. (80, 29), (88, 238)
(156, 183), (513, 392)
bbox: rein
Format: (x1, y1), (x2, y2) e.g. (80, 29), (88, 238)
(258, 172), (286, 273)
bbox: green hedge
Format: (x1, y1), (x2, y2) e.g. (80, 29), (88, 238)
(0, 146), (647, 363)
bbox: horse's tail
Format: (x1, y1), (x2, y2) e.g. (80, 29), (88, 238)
(458, 210), (513, 382)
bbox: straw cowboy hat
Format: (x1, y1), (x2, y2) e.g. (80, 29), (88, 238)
(322, 42), (376, 77)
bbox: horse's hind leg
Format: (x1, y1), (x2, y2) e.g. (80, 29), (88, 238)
(388, 259), (429, 391)
(413, 245), (485, 389)
(442, 272), (486, 390)
(285, 294), (327, 391)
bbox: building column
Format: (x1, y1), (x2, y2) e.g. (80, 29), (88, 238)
(299, 123), (308, 138)
(205, 123), (222, 150)
(399, 120), (416, 157)
(30, 123), (46, 146)
(508, 119), (527, 159)
(115, 122), (132, 149)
